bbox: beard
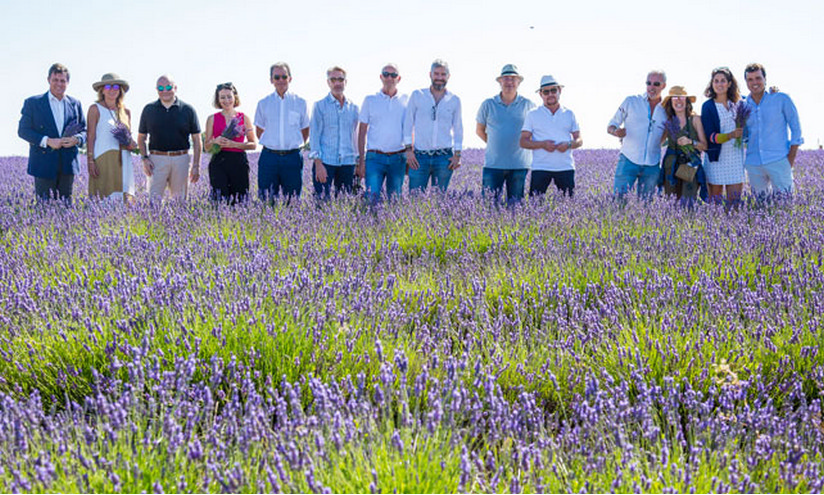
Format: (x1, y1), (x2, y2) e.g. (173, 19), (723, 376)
(431, 80), (447, 91)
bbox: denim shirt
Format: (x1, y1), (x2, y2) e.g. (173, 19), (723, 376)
(309, 93), (359, 165)
(744, 91), (803, 166)
(608, 94), (666, 166)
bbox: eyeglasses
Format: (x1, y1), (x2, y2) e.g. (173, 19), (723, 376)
(646, 81), (663, 87)
(431, 106), (437, 121)
(381, 72), (399, 79)
(104, 84), (120, 91)
(272, 75), (289, 81)
(157, 85), (173, 91)
(540, 87), (559, 95)
(328, 77), (345, 83)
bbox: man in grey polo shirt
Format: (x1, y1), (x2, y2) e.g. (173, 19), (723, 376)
(477, 64), (535, 205)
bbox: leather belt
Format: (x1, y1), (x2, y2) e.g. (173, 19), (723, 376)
(415, 148), (452, 156)
(263, 148), (300, 155)
(367, 149), (405, 156)
(150, 150), (188, 156)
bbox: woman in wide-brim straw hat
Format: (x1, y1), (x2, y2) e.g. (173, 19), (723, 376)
(659, 85), (708, 203)
(87, 73), (136, 202)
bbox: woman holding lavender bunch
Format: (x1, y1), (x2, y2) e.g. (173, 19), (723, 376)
(86, 73), (136, 201)
(659, 86), (708, 202)
(204, 82), (257, 203)
(700, 67), (745, 205)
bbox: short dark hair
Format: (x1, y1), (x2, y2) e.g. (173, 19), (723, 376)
(48, 63), (70, 81)
(704, 67), (741, 103)
(213, 82), (240, 108)
(744, 63), (766, 79)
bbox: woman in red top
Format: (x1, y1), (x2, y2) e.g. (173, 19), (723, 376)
(204, 82), (258, 203)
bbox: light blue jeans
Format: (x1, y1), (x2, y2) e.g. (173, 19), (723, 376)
(408, 151), (453, 192)
(745, 157), (793, 196)
(613, 154), (660, 199)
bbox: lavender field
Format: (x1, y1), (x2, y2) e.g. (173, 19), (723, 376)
(1, 149), (823, 493)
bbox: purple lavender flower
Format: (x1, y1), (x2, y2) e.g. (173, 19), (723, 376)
(733, 101), (752, 148)
(61, 119), (84, 138)
(208, 114), (246, 154)
(110, 122), (133, 149)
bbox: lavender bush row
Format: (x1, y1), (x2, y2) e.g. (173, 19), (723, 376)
(0, 150), (823, 493)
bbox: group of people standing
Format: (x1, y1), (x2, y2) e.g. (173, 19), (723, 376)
(18, 61), (802, 206)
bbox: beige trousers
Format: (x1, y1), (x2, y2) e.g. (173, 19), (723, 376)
(148, 153), (190, 200)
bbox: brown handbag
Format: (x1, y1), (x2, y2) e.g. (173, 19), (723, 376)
(675, 163), (697, 182)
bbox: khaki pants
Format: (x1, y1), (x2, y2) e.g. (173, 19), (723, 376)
(148, 153), (190, 200)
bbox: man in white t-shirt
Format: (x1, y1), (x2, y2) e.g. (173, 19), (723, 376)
(520, 75), (582, 196)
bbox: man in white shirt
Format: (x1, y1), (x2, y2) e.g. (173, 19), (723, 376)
(254, 62), (310, 201)
(358, 63), (408, 203)
(404, 59), (463, 192)
(520, 75), (582, 196)
(607, 70), (667, 199)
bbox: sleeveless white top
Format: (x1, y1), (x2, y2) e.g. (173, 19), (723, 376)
(93, 103), (127, 159)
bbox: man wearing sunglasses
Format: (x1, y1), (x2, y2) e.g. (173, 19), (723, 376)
(477, 64), (535, 205)
(18, 63), (86, 202)
(607, 70), (668, 199)
(138, 75), (202, 201)
(357, 63), (408, 203)
(403, 59), (464, 193)
(254, 62), (310, 201)
(520, 75), (582, 196)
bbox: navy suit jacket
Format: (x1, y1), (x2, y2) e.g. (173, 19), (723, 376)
(18, 92), (86, 178)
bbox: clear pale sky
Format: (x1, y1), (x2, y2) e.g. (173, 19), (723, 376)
(2, 0), (822, 156)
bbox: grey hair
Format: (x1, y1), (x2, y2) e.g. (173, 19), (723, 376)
(382, 62), (400, 73)
(431, 59), (450, 74)
(647, 69), (667, 83)
(270, 62), (291, 78)
(326, 66), (347, 78)
(157, 74), (175, 85)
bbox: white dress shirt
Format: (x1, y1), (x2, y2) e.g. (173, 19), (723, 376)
(607, 94), (666, 166)
(39, 92), (66, 147)
(359, 90), (408, 153)
(403, 88), (463, 151)
(254, 91), (309, 150)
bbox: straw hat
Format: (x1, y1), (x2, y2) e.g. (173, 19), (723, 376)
(662, 86), (696, 105)
(496, 64), (524, 82)
(92, 73), (129, 92)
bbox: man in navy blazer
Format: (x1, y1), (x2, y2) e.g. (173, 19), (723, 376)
(18, 63), (87, 202)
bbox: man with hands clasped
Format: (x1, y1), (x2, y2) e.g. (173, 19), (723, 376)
(520, 75), (582, 196)
(138, 75), (202, 201)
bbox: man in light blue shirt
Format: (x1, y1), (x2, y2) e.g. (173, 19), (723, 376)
(477, 64), (535, 205)
(309, 66), (359, 199)
(743, 63), (803, 196)
(607, 70), (667, 199)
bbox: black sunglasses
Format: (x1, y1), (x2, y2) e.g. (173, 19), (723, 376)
(540, 87), (559, 95)
(381, 71), (399, 79)
(272, 75), (289, 81)
(646, 81), (663, 87)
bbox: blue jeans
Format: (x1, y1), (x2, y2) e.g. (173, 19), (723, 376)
(365, 151), (406, 203)
(408, 151), (453, 192)
(482, 168), (527, 205)
(258, 149), (303, 201)
(313, 163), (355, 199)
(613, 154), (660, 199)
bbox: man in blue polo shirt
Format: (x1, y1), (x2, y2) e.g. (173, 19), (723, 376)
(742, 63), (803, 196)
(476, 64), (535, 205)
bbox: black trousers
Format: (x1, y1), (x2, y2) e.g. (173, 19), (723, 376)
(209, 151), (250, 204)
(529, 170), (575, 197)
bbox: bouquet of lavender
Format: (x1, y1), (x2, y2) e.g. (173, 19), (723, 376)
(111, 122), (138, 153)
(208, 114), (246, 154)
(62, 119), (84, 138)
(732, 101), (751, 148)
(664, 116), (695, 154)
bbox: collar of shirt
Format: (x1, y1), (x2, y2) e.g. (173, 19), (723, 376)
(540, 104), (567, 117)
(325, 93), (349, 107)
(493, 93), (524, 106)
(377, 90), (403, 101)
(48, 91), (64, 104)
(155, 97), (181, 108)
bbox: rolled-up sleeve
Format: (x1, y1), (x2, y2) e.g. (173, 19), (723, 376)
(452, 97), (463, 151)
(784, 96), (804, 146)
(608, 97), (629, 129)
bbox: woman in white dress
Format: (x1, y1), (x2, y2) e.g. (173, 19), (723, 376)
(87, 73), (136, 202)
(700, 67), (745, 205)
